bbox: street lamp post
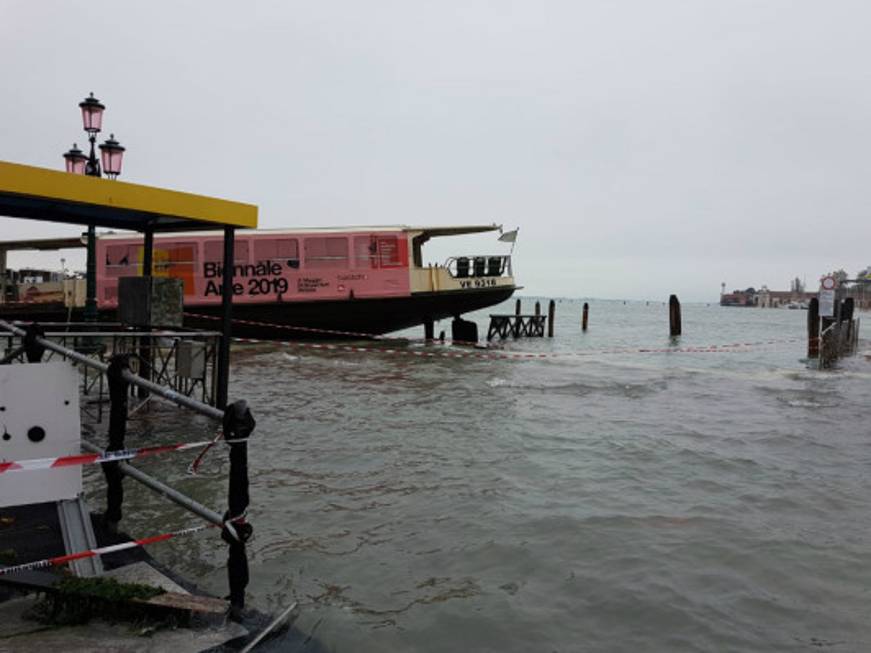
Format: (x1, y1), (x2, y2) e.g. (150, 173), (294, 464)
(62, 93), (125, 321)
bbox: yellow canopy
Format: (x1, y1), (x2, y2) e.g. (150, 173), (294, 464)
(0, 160), (257, 232)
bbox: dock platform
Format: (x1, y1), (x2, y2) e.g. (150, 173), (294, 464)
(487, 313), (547, 340)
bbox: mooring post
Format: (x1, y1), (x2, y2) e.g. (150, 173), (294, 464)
(547, 299), (555, 337)
(807, 297), (820, 359)
(535, 301), (541, 317)
(515, 298), (521, 316)
(669, 295), (682, 337)
(103, 354), (131, 530)
(424, 319), (434, 341)
(582, 302), (589, 332)
(222, 400), (256, 614)
(841, 297), (855, 349)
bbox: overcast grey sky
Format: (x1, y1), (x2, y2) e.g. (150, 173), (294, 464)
(2, 1), (869, 300)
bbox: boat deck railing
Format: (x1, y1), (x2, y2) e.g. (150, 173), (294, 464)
(443, 254), (512, 279)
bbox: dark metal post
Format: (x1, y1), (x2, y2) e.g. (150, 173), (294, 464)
(582, 302), (589, 332)
(103, 355), (130, 530)
(547, 299), (555, 337)
(138, 227), (154, 399)
(807, 297), (819, 359)
(23, 323), (46, 362)
(669, 295), (682, 337)
(222, 400), (255, 614)
(142, 227), (154, 276)
(515, 298), (521, 316)
(84, 225), (98, 321)
(216, 227), (236, 410)
(424, 319), (434, 341)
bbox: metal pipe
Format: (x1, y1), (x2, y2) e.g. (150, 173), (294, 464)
(0, 319), (224, 420)
(81, 440), (224, 527)
(0, 344), (26, 365)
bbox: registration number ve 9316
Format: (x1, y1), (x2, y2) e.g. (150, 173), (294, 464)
(459, 278), (498, 289)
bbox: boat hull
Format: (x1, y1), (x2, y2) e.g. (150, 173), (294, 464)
(0, 286), (516, 339)
(185, 286), (517, 338)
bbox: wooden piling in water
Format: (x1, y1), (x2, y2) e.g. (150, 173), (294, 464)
(535, 301), (541, 317)
(582, 302), (589, 331)
(669, 295), (682, 337)
(515, 298), (521, 316)
(547, 299), (555, 337)
(807, 297), (819, 359)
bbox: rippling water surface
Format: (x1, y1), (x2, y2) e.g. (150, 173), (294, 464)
(84, 299), (871, 651)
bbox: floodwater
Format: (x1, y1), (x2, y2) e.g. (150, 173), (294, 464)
(83, 299), (871, 652)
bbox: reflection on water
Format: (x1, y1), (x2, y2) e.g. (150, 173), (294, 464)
(84, 300), (871, 652)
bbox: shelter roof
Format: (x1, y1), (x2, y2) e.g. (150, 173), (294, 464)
(0, 236), (84, 251)
(0, 161), (257, 232)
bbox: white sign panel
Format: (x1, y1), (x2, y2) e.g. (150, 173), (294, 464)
(0, 362), (81, 507)
(819, 288), (835, 317)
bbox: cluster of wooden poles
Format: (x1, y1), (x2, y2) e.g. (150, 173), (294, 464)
(508, 295), (683, 338)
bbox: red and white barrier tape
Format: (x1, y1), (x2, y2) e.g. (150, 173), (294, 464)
(185, 310), (803, 355)
(184, 311), (485, 347)
(231, 335), (801, 361)
(0, 437), (246, 475)
(0, 523), (209, 576)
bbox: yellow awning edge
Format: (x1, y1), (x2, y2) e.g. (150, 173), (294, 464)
(0, 160), (258, 230)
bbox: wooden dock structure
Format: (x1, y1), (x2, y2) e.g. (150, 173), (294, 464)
(487, 313), (547, 340)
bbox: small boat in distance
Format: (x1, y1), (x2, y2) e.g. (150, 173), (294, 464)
(2, 225), (518, 338)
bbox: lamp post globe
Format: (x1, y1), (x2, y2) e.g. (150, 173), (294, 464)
(98, 134), (125, 179)
(63, 144), (87, 175)
(78, 92), (105, 134)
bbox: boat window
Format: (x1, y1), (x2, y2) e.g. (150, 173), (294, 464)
(353, 236), (378, 269)
(154, 242), (198, 295)
(203, 240), (249, 264)
(352, 235), (402, 269)
(104, 244), (139, 277)
(305, 237), (348, 269)
(253, 238), (299, 268)
(377, 236), (402, 268)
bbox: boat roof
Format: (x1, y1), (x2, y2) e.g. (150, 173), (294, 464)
(95, 224), (501, 240)
(0, 161), (258, 232)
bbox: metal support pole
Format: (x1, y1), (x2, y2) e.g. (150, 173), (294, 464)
(85, 225), (98, 321)
(138, 227), (154, 400)
(103, 355), (130, 529)
(216, 227), (236, 410)
(0, 248), (7, 305)
(142, 227), (154, 276)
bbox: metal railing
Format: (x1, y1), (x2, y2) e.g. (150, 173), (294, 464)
(0, 322), (221, 417)
(444, 254), (512, 279)
(0, 318), (254, 611)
